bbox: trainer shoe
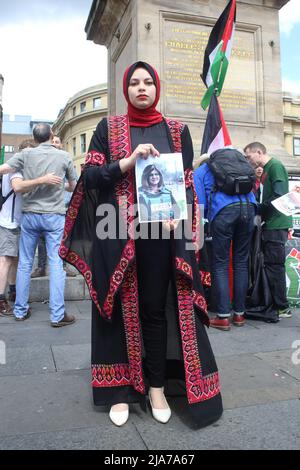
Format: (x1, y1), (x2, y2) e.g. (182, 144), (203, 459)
(15, 308), (31, 321)
(51, 313), (76, 328)
(278, 308), (292, 318)
(210, 316), (231, 331)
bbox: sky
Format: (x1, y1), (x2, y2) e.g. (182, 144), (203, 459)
(0, 0), (300, 121)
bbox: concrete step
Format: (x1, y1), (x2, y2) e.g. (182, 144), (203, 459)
(29, 274), (90, 302)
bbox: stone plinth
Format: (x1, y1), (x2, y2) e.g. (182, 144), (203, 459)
(85, 0), (297, 172)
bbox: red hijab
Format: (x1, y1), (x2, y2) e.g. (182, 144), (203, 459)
(123, 61), (163, 127)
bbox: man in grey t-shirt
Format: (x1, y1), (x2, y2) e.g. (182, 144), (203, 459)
(0, 123), (77, 326)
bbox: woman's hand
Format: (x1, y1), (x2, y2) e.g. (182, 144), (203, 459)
(119, 144), (159, 174)
(162, 219), (180, 232)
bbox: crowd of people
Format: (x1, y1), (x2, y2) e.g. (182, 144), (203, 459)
(0, 60), (297, 429)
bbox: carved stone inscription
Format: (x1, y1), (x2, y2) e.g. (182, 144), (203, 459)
(163, 19), (258, 123)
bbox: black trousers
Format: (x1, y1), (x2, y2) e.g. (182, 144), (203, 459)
(135, 237), (172, 388)
(262, 229), (289, 310)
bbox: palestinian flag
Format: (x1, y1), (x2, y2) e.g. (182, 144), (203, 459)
(201, 93), (231, 155)
(201, 0), (236, 110)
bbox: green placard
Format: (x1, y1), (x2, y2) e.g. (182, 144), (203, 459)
(285, 239), (300, 307)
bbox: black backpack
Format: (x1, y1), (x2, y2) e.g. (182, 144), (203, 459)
(0, 176), (16, 220)
(207, 148), (256, 195)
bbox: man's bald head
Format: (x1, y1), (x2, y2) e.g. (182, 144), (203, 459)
(33, 123), (53, 144)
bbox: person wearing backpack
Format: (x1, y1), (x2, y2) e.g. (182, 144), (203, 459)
(194, 148), (257, 331)
(244, 142), (293, 319)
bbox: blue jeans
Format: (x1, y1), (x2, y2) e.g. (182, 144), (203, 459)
(14, 213), (66, 322)
(211, 204), (255, 317)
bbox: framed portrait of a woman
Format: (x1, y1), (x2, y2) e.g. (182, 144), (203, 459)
(136, 153), (187, 223)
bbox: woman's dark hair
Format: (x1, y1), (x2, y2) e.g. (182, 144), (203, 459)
(19, 139), (37, 150)
(141, 164), (164, 190)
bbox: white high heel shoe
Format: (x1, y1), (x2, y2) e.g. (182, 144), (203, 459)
(109, 404), (129, 426)
(149, 389), (171, 424)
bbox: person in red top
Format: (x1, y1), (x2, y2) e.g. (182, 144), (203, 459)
(253, 166), (263, 202)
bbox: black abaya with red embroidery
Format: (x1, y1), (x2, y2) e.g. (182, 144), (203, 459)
(59, 115), (223, 427)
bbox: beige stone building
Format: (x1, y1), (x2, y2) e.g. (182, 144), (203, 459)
(283, 92), (300, 158)
(84, 0), (300, 173)
(53, 84), (108, 173)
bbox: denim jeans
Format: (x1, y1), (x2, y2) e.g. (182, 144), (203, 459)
(14, 213), (66, 322)
(211, 204), (255, 317)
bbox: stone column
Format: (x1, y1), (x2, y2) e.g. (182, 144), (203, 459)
(86, 0), (296, 172)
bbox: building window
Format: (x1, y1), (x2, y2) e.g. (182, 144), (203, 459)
(72, 137), (76, 156)
(80, 101), (86, 113)
(80, 134), (86, 154)
(72, 106), (76, 117)
(294, 138), (300, 156)
(93, 97), (101, 109)
(4, 145), (14, 153)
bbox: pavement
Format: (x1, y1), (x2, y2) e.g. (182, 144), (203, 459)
(0, 299), (299, 450)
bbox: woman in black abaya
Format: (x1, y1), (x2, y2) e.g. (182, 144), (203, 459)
(60, 61), (223, 428)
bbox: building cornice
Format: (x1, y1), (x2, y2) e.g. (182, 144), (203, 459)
(54, 108), (107, 134)
(85, 0), (130, 46)
(67, 84), (107, 105)
(237, 0), (289, 8)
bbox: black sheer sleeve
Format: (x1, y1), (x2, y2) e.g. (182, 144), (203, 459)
(84, 118), (123, 190)
(181, 125), (194, 171)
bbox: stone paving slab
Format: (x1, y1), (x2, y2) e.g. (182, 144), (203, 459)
(52, 344), (90, 371)
(0, 371), (97, 437)
(0, 316), (91, 348)
(0, 345), (55, 377)
(217, 353), (300, 409)
(207, 323), (300, 357)
(134, 398), (300, 450)
(0, 424), (147, 451)
(254, 349), (300, 381)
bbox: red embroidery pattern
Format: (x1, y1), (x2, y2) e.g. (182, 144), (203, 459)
(184, 168), (194, 188)
(192, 290), (208, 314)
(193, 290), (209, 326)
(109, 115), (136, 240)
(59, 173), (106, 318)
(92, 363), (131, 388)
(176, 273), (221, 403)
(64, 249), (104, 316)
(85, 151), (106, 166)
(165, 119), (184, 153)
(200, 271), (211, 287)
(175, 256), (193, 280)
(190, 173), (201, 251)
(121, 263), (145, 395)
